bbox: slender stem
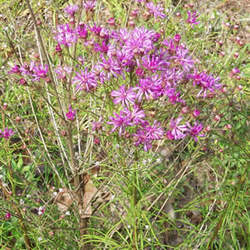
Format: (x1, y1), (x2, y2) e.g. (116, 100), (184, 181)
(24, 0), (65, 121)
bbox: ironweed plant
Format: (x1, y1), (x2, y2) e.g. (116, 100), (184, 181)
(0, 0), (248, 249)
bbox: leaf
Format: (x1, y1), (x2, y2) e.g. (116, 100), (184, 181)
(54, 188), (74, 213)
(80, 174), (98, 219)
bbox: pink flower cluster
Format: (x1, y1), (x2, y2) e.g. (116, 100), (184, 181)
(51, 18), (221, 150)
(8, 4), (221, 152)
(8, 62), (48, 83)
(0, 128), (14, 140)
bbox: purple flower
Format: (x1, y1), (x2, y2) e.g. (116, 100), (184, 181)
(76, 23), (88, 39)
(8, 64), (20, 74)
(89, 24), (102, 36)
(120, 105), (146, 126)
(189, 71), (221, 98)
(186, 11), (200, 28)
(54, 24), (78, 47)
(166, 117), (187, 140)
(111, 85), (137, 107)
(122, 27), (156, 56)
(133, 129), (152, 151)
(19, 78), (26, 85)
(94, 40), (109, 53)
(173, 45), (194, 72)
(134, 121), (164, 151)
(73, 68), (97, 92)
(83, 0), (96, 11)
(5, 212), (11, 220)
(64, 4), (78, 17)
(66, 105), (76, 121)
(108, 109), (133, 135)
(55, 44), (62, 52)
(174, 34), (181, 43)
(145, 121), (164, 140)
(186, 122), (204, 141)
(135, 67), (144, 77)
(164, 89), (185, 104)
(115, 28), (130, 43)
(140, 52), (170, 72)
(19, 63), (31, 76)
(134, 78), (155, 102)
(116, 50), (134, 68)
(99, 54), (122, 78)
(0, 128), (14, 139)
(231, 68), (240, 75)
(162, 38), (177, 54)
(193, 109), (201, 117)
(55, 66), (72, 80)
(92, 64), (108, 84)
(162, 68), (184, 87)
(130, 105), (146, 125)
(134, 75), (164, 102)
(32, 64), (48, 81)
(92, 118), (102, 131)
(146, 2), (166, 19)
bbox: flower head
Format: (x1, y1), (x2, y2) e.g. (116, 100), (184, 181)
(108, 109), (133, 135)
(186, 11), (200, 28)
(64, 4), (78, 17)
(54, 24), (78, 47)
(55, 66), (72, 80)
(111, 85), (137, 107)
(189, 71), (221, 98)
(8, 64), (20, 74)
(83, 0), (96, 11)
(146, 2), (166, 19)
(73, 68), (97, 92)
(66, 105), (76, 121)
(166, 117), (187, 140)
(76, 23), (88, 39)
(186, 121), (204, 141)
(5, 212), (11, 220)
(32, 64), (48, 81)
(134, 121), (164, 151)
(0, 128), (14, 140)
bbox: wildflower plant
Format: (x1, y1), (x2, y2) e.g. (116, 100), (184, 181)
(0, 0), (248, 249)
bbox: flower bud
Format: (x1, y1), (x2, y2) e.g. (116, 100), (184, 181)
(193, 109), (200, 117)
(233, 24), (239, 30)
(128, 20), (135, 27)
(214, 115), (221, 121)
(205, 126), (211, 132)
(175, 12), (181, 17)
(94, 137), (100, 144)
(19, 78), (26, 85)
(5, 213), (11, 220)
(225, 124), (232, 130)
(3, 102), (7, 110)
(234, 52), (239, 58)
(15, 116), (21, 123)
(181, 106), (189, 114)
(107, 17), (115, 26)
(60, 130), (67, 136)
